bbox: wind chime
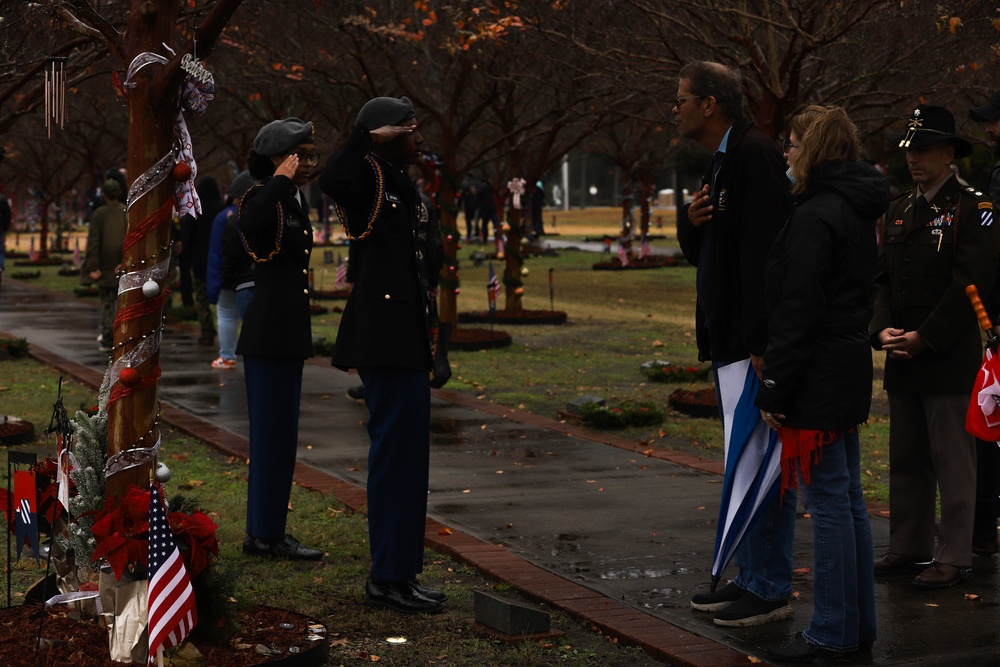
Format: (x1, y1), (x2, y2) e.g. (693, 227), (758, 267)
(44, 56), (68, 138)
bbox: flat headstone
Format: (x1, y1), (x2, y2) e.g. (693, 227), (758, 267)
(473, 590), (550, 636)
(565, 395), (604, 415)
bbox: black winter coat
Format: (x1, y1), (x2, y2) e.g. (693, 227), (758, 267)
(319, 125), (433, 372)
(677, 118), (792, 364)
(755, 161), (889, 429)
(234, 176), (313, 358)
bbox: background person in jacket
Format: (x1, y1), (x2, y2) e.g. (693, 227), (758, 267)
(756, 107), (887, 662)
(237, 118), (321, 561)
(181, 176), (224, 346)
(675, 60), (795, 628)
(870, 105), (997, 588)
(319, 95), (445, 614)
(206, 170), (255, 370)
(968, 90), (1000, 557)
(81, 178), (127, 352)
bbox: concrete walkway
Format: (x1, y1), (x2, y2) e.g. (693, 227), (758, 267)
(2, 277), (1000, 666)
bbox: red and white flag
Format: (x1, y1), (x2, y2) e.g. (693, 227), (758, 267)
(73, 238), (82, 266)
(638, 235), (650, 259)
(147, 482), (197, 666)
(28, 237), (37, 262)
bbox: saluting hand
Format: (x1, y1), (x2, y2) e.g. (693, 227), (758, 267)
(370, 125), (414, 144)
(274, 154), (299, 180)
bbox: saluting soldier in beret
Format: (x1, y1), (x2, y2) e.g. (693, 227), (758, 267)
(319, 96), (445, 613)
(238, 117), (323, 560)
(871, 105), (997, 588)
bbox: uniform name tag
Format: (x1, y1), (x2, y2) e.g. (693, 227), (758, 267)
(885, 226), (904, 237)
(385, 192), (401, 203)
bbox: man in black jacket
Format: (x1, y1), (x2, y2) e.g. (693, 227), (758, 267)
(675, 61), (795, 626)
(968, 91), (1000, 557)
(320, 96), (445, 614)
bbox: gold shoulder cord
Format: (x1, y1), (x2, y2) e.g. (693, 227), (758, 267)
(334, 154), (385, 241)
(237, 184), (285, 263)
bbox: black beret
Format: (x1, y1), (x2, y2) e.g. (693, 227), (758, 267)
(252, 117), (314, 157)
(356, 96), (415, 130)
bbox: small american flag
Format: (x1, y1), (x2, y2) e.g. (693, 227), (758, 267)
(28, 237), (37, 262)
(147, 482), (197, 666)
(487, 261), (501, 314)
(618, 241), (629, 268)
(335, 252), (347, 289)
(73, 238), (82, 266)
(638, 235), (650, 260)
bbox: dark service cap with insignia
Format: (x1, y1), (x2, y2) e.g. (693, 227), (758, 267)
(897, 105), (973, 158)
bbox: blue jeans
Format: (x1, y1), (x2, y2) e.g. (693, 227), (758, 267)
(236, 287), (253, 320)
(801, 429), (876, 651)
(731, 484), (796, 601)
(216, 289), (240, 361)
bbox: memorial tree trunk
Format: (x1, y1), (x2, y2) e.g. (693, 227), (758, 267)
(437, 178), (460, 327)
(104, 1), (185, 502)
(502, 205), (524, 313)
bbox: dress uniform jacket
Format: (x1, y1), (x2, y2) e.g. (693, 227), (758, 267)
(235, 175), (313, 358)
(870, 174), (997, 393)
(318, 125), (433, 372)
(677, 117), (792, 364)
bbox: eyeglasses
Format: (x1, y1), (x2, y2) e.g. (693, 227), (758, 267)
(291, 151), (320, 165)
(674, 95), (704, 108)
(782, 141), (800, 151)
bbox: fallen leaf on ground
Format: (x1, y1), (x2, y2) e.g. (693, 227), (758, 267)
(438, 527), (452, 535)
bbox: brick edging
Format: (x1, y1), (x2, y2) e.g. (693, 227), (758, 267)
(15, 336), (767, 666)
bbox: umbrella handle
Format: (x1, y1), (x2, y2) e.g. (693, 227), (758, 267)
(966, 285), (993, 332)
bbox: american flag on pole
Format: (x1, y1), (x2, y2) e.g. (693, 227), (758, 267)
(617, 241), (629, 267)
(73, 238), (82, 266)
(638, 234), (650, 259)
(335, 252), (347, 289)
(147, 482), (197, 666)
(487, 261), (500, 315)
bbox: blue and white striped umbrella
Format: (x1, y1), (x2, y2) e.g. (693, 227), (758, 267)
(710, 358), (783, 590)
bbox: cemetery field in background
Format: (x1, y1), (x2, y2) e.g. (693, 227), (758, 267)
(7, 206), (891, 500)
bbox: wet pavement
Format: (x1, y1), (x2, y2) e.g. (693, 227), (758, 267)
(2, 277), (1000, 665)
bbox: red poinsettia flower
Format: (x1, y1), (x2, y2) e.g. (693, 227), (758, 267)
(89, 486), (151, 579)
(169, 509), (219, 578)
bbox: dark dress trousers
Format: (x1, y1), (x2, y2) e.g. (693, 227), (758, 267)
(319, 125), (434, 581)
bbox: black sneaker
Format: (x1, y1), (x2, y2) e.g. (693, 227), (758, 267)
(691, 581), (746, 612)
(767, 632), (854, 663)
(714, 591), (793, 627)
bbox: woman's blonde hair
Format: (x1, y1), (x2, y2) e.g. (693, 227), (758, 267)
(787, 104), (828, 145)
(790, 105), (862, 194)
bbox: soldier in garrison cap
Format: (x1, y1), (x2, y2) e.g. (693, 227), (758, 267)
(870, 105), (997, 588)
(968, 91), (1000, 557)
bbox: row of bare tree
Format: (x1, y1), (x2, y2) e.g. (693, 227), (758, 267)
(0, 0), (996, 500)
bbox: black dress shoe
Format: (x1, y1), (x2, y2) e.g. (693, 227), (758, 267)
(407, 579), (447, 602)
(365, 578), (442, 614)
(766, 632), (853, 663)
(243, 534), (322, 561)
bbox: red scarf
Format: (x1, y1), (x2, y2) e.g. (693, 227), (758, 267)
(777, 427), (854, 495)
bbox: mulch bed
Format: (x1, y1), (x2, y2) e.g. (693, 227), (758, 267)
(310, 289), (350, 301)
(450, 326), (512, 351)
(668, 387), (719, 419)
(457, 309), (567, 326)
(13, 259), (65, 267)
(0, 417), (36, 446)
(592, 257), (683, 271)
(0, 604), (328, 667)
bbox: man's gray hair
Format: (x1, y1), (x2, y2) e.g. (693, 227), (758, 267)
(679, 61), (747, 122)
